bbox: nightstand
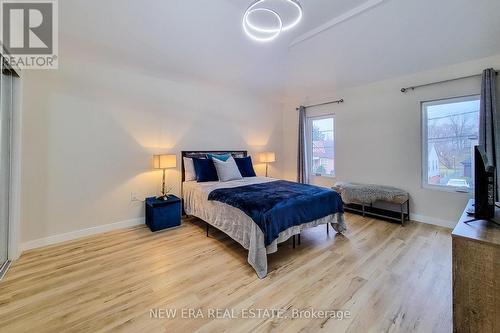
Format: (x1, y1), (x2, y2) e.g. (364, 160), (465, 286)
(145, 195), (181, 232)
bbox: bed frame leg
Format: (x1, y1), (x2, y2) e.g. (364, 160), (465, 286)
(326, 223), (329, 235)
(298, 233), (301, 245)
(293, 235), (296, 249)
(206, 223), (209, 237)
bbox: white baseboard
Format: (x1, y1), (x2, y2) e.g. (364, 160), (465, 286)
(411, 213), (456, 229)
(21, 217), (145, 252)
(18, 212), (455, 253)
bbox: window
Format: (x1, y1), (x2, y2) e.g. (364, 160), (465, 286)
(307, 115), (335, 177)
(422, 95), (480, 191)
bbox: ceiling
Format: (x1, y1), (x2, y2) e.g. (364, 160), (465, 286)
(59, 0), (500, 98)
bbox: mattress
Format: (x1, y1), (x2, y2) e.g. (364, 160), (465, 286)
(182, 176), (346, 278)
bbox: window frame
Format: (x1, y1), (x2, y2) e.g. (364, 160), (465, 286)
(421, 94), (480, 193)
(306, 113), (336, 179)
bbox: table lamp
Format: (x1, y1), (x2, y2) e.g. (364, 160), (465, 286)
(153, 154), (177, 200)
(259, 152), (276, 177)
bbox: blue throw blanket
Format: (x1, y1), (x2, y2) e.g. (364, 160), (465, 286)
(208, 180), (344, 246)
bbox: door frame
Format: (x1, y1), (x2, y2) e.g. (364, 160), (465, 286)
(8, 74), (21, 260)
(1, 51), (22, 261)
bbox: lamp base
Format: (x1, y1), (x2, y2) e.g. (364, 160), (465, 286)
(156, 194), (170, 201)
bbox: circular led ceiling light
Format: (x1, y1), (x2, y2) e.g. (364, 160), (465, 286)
(243, 8), (283, 42)
(243, 0), (303, 42)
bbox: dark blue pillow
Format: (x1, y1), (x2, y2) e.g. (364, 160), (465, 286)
(192, 158), (219, 182)
(234, 156), (257, 177)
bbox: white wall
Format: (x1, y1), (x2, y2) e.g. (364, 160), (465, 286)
(20, 59), (283, 244)
(282, 54), (500, 227)
(18, 50), (500, 246)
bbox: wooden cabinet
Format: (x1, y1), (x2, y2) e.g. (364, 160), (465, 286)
(452, 200), (500, 333)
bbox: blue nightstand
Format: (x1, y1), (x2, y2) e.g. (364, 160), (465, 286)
(145, 196), (181, 232)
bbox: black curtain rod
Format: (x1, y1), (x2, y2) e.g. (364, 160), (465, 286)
(401, 70), (498, 93)
(296, 98), (344, 110)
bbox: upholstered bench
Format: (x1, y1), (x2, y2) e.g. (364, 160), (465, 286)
(333, 182), (410, 225)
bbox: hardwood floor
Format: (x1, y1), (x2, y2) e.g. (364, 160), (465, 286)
(0, 214), (452, 333)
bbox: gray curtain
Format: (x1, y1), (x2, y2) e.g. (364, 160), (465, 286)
(479, 68), (499, 197)
(297, 106), (308, 183)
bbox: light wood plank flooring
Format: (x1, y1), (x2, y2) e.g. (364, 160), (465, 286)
(0, 214), (452, 333)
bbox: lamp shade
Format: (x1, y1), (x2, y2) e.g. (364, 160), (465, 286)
(259, 152), (276, 163)
(153, 154), (177, 169)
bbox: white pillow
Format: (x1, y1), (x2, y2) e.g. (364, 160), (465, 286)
(212, 156), (243, 182)
(183, 157), (196, 181)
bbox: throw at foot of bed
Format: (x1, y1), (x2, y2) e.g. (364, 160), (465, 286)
(208, 180), (345, 246)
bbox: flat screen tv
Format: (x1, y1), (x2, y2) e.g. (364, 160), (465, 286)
(474, 145), (495, 220)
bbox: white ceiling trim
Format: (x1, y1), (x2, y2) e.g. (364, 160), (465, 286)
(289, 0), (385, 48)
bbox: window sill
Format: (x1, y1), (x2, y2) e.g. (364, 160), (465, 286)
(311, 174), (336, 178)
(422, 184), (471, 194)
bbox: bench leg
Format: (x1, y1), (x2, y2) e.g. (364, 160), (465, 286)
(407, 200), (410, 221)
(326, 223), (329, 235)
(400, 203), (404, 225)
(293, 235), (296, 249)
(206, 222), (209, 237)
(298, 233), (301, 245)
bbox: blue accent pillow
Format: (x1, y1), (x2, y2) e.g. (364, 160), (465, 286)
(208, 153), (231, 161)
(234, 156), (257, 177)
(192, 158), (219, 182)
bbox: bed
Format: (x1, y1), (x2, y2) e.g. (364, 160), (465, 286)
(181, 151), (345, 278)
